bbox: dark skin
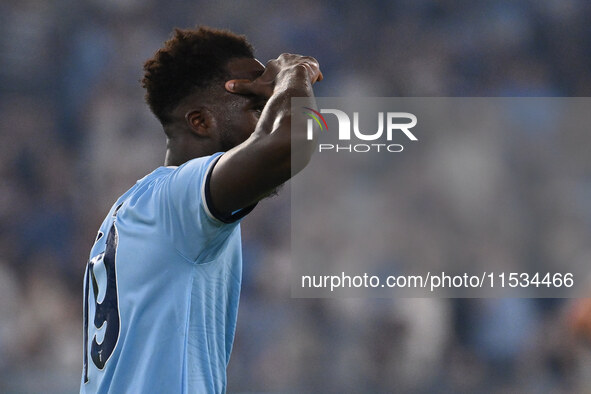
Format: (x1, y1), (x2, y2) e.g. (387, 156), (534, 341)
(164, 54), (323, 217)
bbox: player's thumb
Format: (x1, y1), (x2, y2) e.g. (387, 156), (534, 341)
(225, 79), (254, 94)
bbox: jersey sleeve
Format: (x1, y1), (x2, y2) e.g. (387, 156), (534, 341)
(158, 153), (255, 262)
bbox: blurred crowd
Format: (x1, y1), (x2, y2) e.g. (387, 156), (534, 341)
(1, 0), (591, 392)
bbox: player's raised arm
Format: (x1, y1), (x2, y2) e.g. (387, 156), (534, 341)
(208, 53), (323, 217)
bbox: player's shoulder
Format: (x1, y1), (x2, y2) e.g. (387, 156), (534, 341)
(175, 152), (223, 174)
(111, 166), (176, 212)
(136, 165), (176, 185)
(141, 153), (222, 184)
(117, 152), (223, 213)
(161, 153), (223, 194)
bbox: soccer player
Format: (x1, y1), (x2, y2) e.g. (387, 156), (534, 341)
(81, 26), (322, 393)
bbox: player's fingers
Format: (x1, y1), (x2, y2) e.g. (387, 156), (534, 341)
(300, 62), (323, 84)
(225, 79), (255, 95)
(225, 79), (274, 98)
(310, 69), (323, 83)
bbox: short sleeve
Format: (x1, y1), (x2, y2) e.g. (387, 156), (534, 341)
(157, 153), (254, 262)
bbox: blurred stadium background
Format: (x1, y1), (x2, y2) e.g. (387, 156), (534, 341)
(2, 0), (591, 392)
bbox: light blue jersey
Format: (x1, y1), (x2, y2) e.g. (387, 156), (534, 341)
(81, 153), (253, 393)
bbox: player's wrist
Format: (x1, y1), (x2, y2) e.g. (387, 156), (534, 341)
(275, 66), (314, 92)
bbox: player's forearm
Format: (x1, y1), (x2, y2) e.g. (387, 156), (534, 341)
(252, 66), (317, 178)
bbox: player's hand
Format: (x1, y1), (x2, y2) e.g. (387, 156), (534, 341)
(225, 53), (323, 98)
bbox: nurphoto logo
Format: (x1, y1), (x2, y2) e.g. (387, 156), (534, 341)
(304, 107), (418, 153)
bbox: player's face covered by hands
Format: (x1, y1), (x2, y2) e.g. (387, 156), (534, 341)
(215, 54), (322, 151)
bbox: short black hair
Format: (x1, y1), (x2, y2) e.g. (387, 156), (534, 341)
(142, 26), (254, 125)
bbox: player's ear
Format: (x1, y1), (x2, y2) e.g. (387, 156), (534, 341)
(185, 108), (216, 138)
